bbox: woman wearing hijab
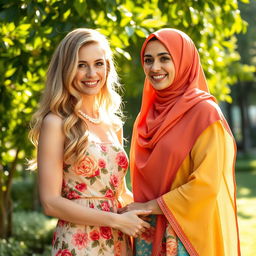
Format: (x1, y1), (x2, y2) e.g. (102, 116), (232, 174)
(120, 29), (241, 256)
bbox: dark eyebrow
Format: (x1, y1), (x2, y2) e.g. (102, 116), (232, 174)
(78, 59), (104, 63)
(144, 52), (170, 58)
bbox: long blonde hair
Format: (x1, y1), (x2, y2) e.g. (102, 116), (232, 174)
(29, 28), (123, 169)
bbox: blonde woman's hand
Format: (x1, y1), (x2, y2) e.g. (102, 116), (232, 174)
(118, 201), (163, 215)
(114, 210), (151, 237)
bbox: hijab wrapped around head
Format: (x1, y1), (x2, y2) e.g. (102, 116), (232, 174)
(130, 28), (232, 255)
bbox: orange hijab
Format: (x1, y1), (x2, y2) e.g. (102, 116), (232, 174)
(130, 29), (231, 255)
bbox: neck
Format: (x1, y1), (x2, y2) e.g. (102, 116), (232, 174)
(81, 95), (99, 118)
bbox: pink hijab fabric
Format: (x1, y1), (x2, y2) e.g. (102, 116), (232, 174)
(130, 29), (232, 255)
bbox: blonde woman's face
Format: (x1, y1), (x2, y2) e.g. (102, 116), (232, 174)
(73, 42), (107, 96)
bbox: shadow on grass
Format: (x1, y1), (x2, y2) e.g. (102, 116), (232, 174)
(235, 170), (256, 256)
(236, 170), (256, 199)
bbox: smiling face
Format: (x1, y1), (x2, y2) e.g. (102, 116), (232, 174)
(73, 42), (107, 97)
(143, 39), (175, 91)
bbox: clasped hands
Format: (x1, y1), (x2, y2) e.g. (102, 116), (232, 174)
(117, 200), (162, 237)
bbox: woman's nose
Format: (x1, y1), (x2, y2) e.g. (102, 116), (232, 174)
(151, 60), (161, 72)
(86, 66), (97, 77)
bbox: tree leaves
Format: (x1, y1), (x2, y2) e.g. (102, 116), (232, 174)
(0, 0), (253, 174)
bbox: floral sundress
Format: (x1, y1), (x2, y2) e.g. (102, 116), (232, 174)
(51, 137), (132, 256)
(135, 215), (189, 256)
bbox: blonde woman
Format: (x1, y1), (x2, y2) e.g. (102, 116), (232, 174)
(29, 28), (150, 256)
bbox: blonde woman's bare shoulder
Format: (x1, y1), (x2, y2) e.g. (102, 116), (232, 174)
(39, 113), (65, 146)
(41, 113), (63, 132)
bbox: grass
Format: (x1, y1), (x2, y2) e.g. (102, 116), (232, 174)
(236, 170), (256, 256)
(236, 155), (256, 172)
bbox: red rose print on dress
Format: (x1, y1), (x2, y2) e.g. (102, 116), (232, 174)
(89, 202), (95, 208)
(62, 180), (67, 189)
(110, 174), (119, 188)
(71, 229), (88, 250)
(90, 230), (100, 241)
(100, 144), (107, 152)
(55, 249), (73, 256)
(72, 155), (99, 177)
(115, 152), (128, 169)
(98, 159), (106, 168)
(75, 183), (87, 192)
(105, 189), (114, 198)
(67, 190), (81, 199)
(100, 226), (113, 239)
(101, 201), (111, 212)
(57, 219), (67, 227)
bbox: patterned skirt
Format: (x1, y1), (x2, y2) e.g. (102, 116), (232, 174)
(135, 215), (189, 256)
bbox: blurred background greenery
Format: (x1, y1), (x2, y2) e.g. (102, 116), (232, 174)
(0, 0), (255, 255)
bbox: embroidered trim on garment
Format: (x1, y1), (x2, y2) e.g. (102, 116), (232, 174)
(157, 197), (199, 256)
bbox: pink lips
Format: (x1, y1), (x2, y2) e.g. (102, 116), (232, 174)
(151, 74), (167, 82)
(81, 80), (99, 88)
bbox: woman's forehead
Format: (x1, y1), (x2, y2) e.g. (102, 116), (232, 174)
(144, 40), (169, 55)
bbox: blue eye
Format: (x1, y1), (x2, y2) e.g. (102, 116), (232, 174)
(96, 62), (104, 66)
(78, 63), (86, 68)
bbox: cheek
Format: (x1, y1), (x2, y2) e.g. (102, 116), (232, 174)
(102, 68), (108, 80)
(75, 70), (84, 80)
(143, 66), (150, 76)
(171, 66), (176, 80)
(167, 64), (175, 77)
(103, 69), (107, 78)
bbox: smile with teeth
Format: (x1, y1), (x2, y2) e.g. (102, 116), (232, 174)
(151, 74), (167, 81)
(82, 80), (98, 87)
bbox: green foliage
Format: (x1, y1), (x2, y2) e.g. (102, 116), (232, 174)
(0, 210), (55, 255)
(32, 245), (52, 256)
(230, 62), (256, 82)
(0, 238), (28, 256)
(12, 211), (56, 253)
(11, 176), (37, 211)
(237, 0), (256, 66)
(0, 0), (251, 169)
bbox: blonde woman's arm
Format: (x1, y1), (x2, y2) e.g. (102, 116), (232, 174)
(38, 113), (150, 236)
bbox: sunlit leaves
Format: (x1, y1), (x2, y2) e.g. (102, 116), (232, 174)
(5, 67), (16, 78)
(74, 0), (87, 17)
(0, 0), (254, 174)
(141, 19), (166, 28)
(116, 47), (131, 60)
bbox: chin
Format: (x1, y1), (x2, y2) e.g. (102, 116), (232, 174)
(151, 84), (164, 91)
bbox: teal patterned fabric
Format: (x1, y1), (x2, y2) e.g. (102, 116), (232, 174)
(135, 215), (189, 256)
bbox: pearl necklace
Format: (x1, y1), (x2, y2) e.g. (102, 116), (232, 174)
(78, 110), (101, 124)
